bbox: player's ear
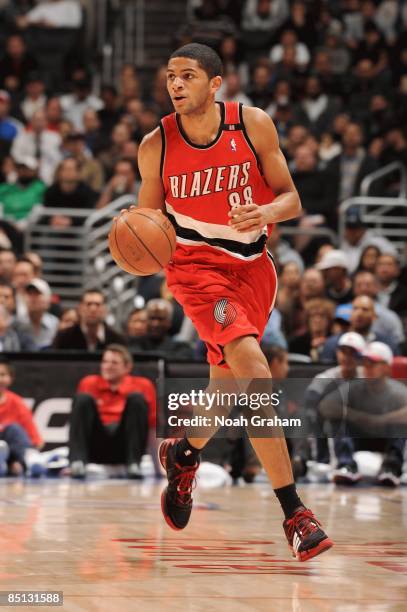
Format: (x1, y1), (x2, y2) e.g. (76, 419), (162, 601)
(210, 75), (222, 95)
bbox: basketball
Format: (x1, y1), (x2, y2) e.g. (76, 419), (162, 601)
(108, 207), (176, 275)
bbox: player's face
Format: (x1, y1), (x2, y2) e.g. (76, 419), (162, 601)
(166, 58), (220, 115)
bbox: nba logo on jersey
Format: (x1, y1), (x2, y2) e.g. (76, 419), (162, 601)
(230, 138), (237, 152)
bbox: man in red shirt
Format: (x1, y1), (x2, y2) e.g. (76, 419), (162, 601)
(69, 344), (156, 479)
(0, 359), (43, 476)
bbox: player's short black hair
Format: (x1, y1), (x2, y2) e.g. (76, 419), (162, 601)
(170, 43), (223, 79)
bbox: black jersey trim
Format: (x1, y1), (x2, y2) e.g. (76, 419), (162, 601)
(167, 212), (266, 258)
(159, 121), (166, 178)
(239, 103), (260, 166)
(175, 101), (225, 149)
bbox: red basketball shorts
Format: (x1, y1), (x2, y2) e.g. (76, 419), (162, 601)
(166, 251), (278, 367)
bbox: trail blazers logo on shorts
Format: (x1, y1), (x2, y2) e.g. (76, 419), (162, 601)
(214, 299), (237, 329)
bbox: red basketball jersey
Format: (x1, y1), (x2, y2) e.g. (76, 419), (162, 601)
(160, 101), (275, 266)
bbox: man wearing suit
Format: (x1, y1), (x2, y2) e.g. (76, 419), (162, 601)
(325, 122), (379, 227)
(52, 289), (125, 350)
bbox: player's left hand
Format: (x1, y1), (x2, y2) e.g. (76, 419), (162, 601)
(228, 203), (267, 233)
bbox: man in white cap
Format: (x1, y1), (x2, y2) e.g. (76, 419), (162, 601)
(318, 341), (406, 487)
(19, 278), (59, 349)
(316, 249), (353, 305)
(305, 331), (366, 484)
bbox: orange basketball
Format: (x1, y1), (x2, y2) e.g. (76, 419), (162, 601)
(108, 207), (176, 276)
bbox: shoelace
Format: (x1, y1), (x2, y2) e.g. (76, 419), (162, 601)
(287, 508), (321, 540)
(173, 464), (197, 505)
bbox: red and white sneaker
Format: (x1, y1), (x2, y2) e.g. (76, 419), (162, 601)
(159, 439), (200, 531)
(283, 506), (334, 562)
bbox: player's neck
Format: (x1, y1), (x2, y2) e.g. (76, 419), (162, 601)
(178, 100), (221, 146)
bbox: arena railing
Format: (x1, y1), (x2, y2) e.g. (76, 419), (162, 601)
(338, 196), (407, 256)
(360, 161), (407, 198)
(24, 195), (138, 318)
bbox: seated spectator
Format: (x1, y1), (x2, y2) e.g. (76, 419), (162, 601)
(276, 261), (302, 336)
(261, 308), (287, 349)
(96, 157), (138, 210)
(0, 358), (43, 476)
(11, 109), (62, 185)
(292, 144), (335, 225)
(0, 247), (16, 282)
(321, 295), (399, 362)
(316, 249), (353, 305)
(279, 0), (316, 52)
(339, 206), (394, 273)
(312, 50), (344, 99)
(16, 0), (83, 30)
(20, 72), (47, 122)
(319, 30), (351, 76)
(43, 158), (98, 228)
(245, 62), (273, 110)
(12, 257), (36, 319)
(18, 278), (59, 350)
(270, 28), (310, 67)
(352, 270), (404, 348)
(129, 299), (193, 360)
(376, 252), (407, 325)
(305, 331), (366, 471)
(325, 122), (378, 221)
(69, 344), (155, 479)
(242, 0), (289, 35)
(97, 84), (122, 138)
(58, 307), (79, 332)
(217, 71), (252, 105)
(0, 156), (45, 227)
(266, 224), (304, 272)
(218, 35), (249, 87)
(289, 297), (335, 361)
(356, 240), (383, 273)
(0, 280), (36, 351)
(318, 342), (406, 487)
(283, 123), (310, 162)
(0, 304), (22, 351)
(62, 132), (105, 192)
(60, 68), (103, 131)
(0, 34), (38, 93)
(0, 89), (22, 155)
(52, 289), (125, 350)
(98, 122), (133, 179)
(294, 75), (341, 137)
(125, 308), (148, 342)
(46, 96), (63, 133)
(82, 108), (106, 155)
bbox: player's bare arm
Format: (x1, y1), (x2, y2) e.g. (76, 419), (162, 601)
(229, 106), (301, 233)
(137, 127), (166, 212)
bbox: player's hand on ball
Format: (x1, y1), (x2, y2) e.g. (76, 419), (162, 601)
(119, 205), (137, 214)
(228, 203), (267, 233)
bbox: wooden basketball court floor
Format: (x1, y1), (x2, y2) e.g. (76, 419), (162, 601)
(0, 479), (406, 612)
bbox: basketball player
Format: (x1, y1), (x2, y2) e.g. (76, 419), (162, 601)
(135, 43), (333, 561)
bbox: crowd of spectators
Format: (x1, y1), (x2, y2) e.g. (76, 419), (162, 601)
(0, 1), (406, 481)
(0, 1), (404, 362)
